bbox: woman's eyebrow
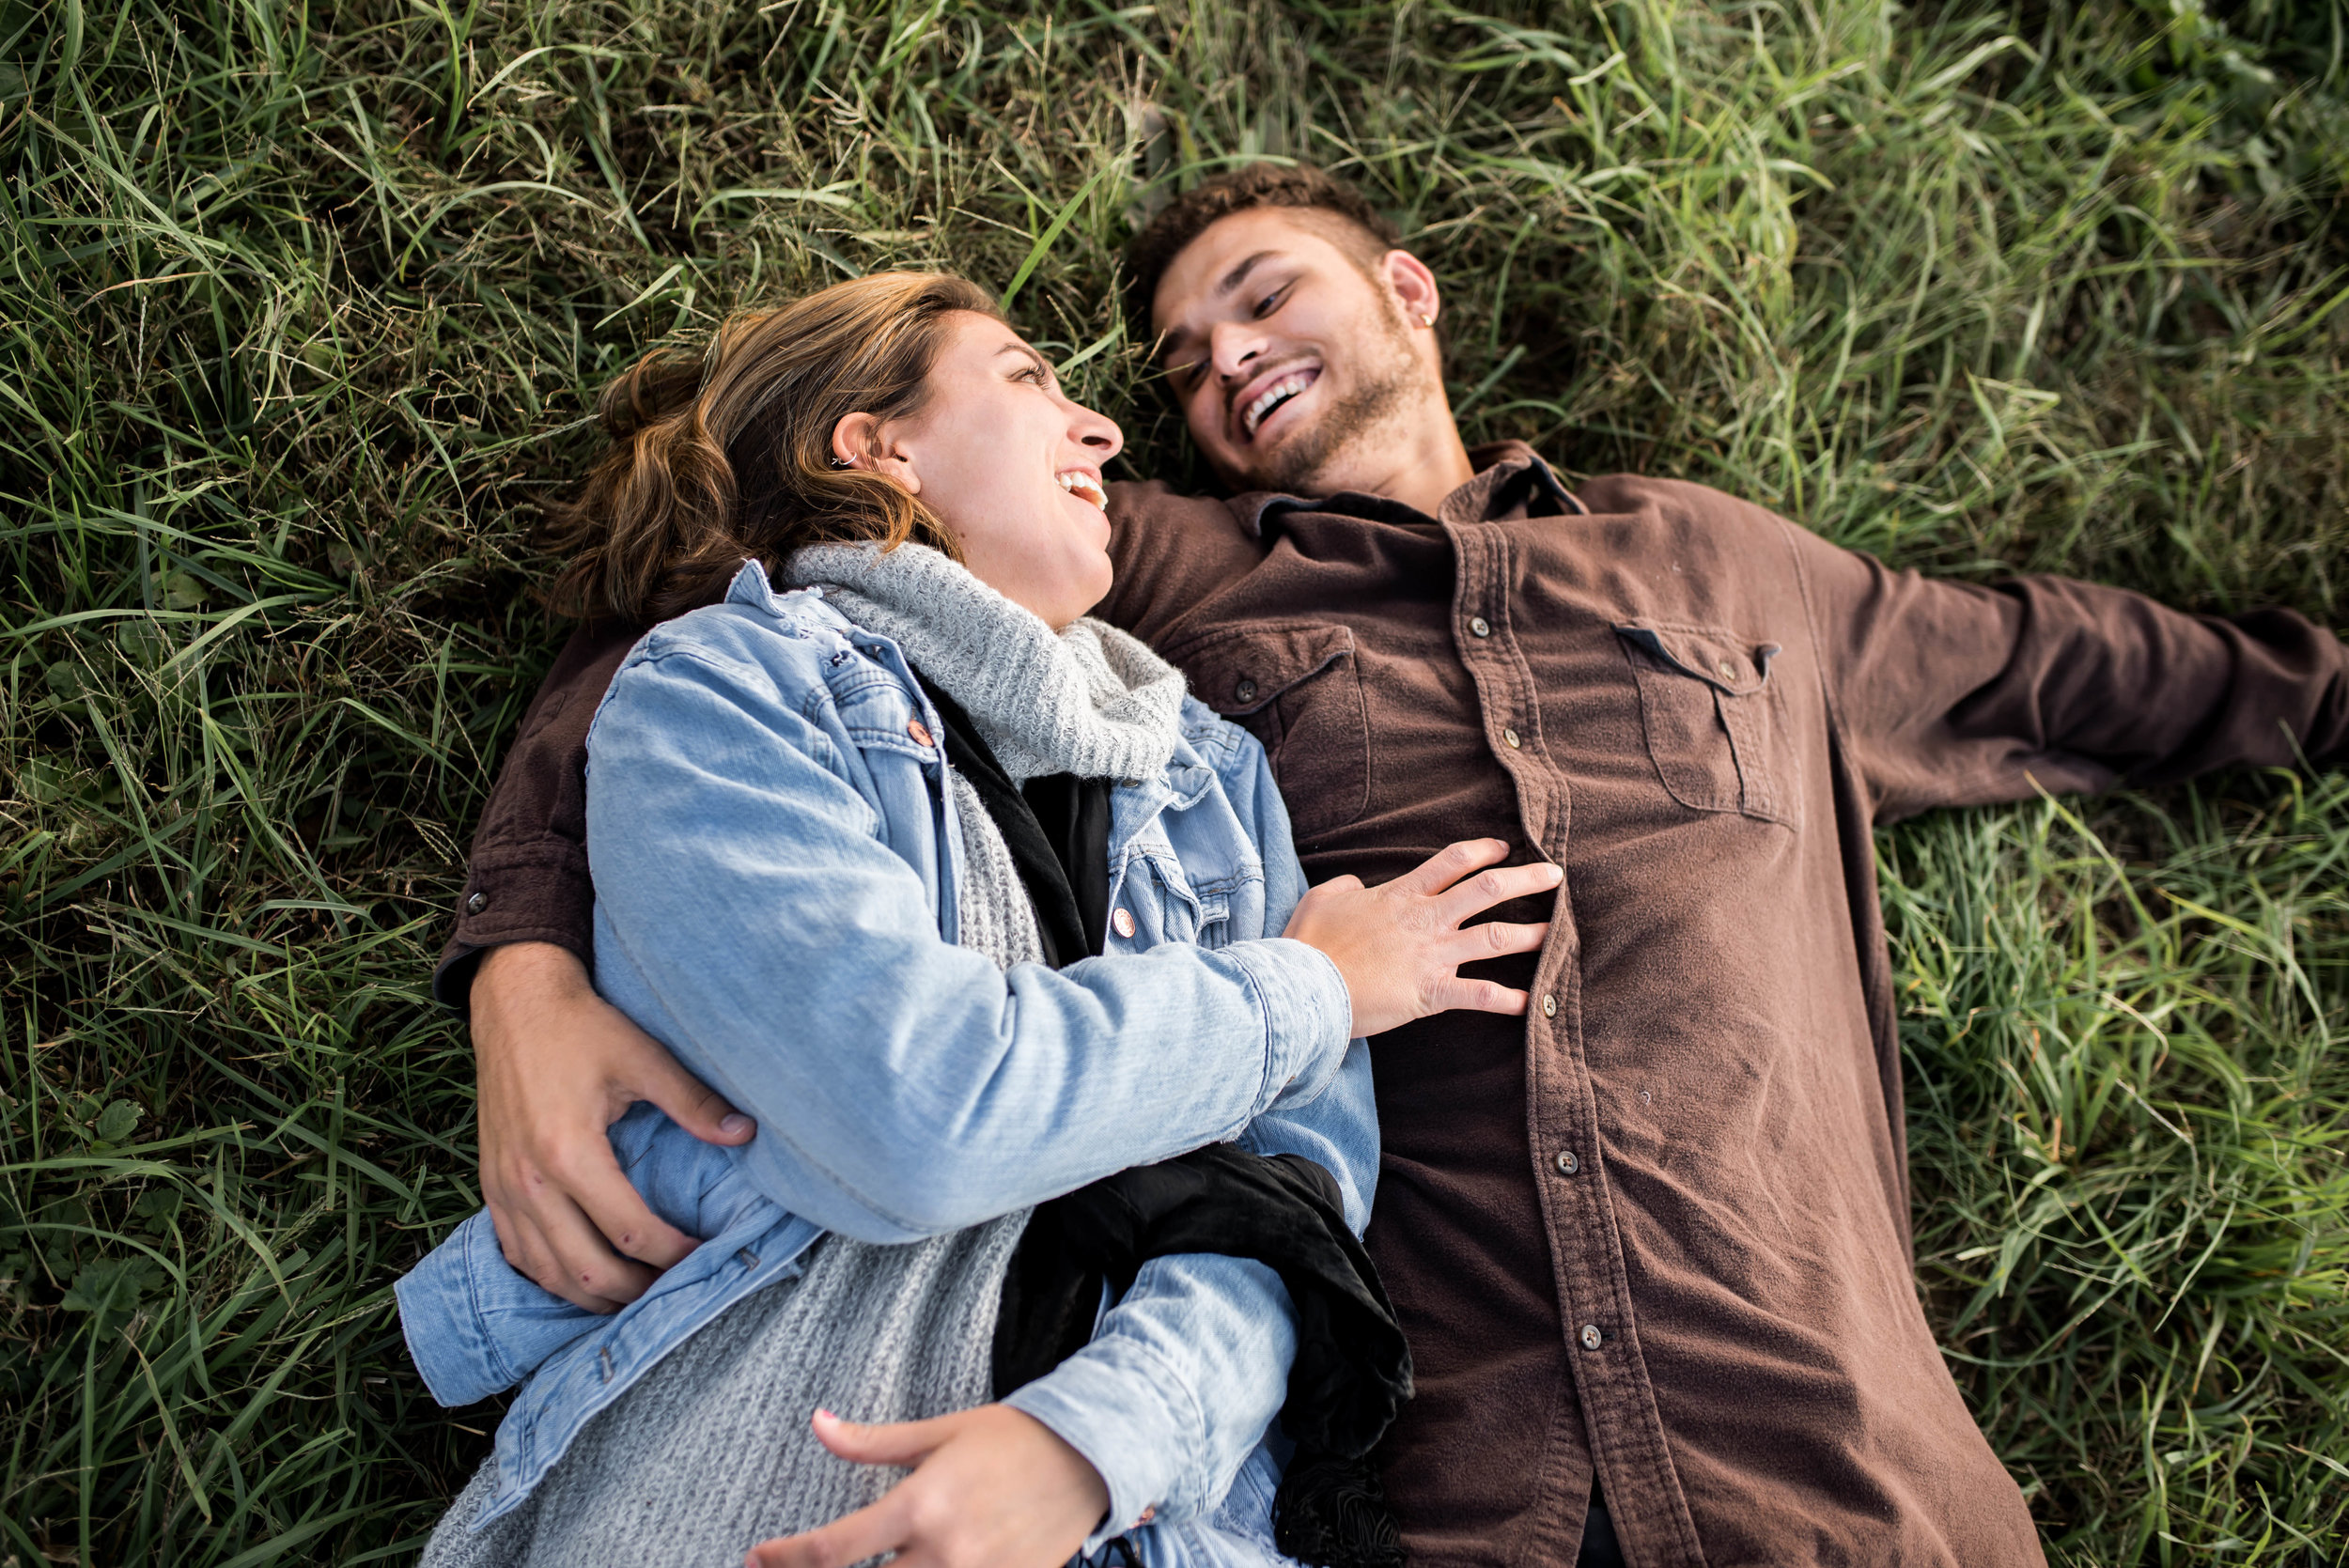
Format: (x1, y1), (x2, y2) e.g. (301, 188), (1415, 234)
(998, 342), (1054, 380)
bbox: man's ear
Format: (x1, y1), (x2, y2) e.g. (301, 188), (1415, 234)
(1381, 250), (1442, 331)
(830, 411), (922, 496)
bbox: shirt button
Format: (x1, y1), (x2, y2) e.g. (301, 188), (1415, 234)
(1579, 1324), (1604, 1351)
(1717, 660), (1736, 678)
(1556, 1149), (1579, 1175)
(1235, 678), (1258, 704)
(465, 892), (489, 915)
(1469, 616), (1492, 638)
(1541, 993), (1558, 1018)
(907, 719), (935, 748)
(1502, 727), (1521, 750)
(1112, 908), (1137, 939)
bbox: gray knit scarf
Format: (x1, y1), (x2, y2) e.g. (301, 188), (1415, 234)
(789, 540), (1187, 784)
(422, 543), (1187, 1567)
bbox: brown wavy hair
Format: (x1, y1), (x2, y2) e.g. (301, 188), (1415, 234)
(546, 272), (1001, 624)
(1124, 163), (1399, 333)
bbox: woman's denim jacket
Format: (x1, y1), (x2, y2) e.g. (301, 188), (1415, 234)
(397, 562), (1377, 1556)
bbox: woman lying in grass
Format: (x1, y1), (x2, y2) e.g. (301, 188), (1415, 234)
(394, 272), (1557, 1568)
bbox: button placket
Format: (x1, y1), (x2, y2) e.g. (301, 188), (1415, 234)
(1451, 517), (1693, 1545)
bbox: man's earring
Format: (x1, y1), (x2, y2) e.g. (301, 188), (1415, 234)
(1418, 312), (1434, 328)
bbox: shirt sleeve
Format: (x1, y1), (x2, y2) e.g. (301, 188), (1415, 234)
(1004, 1046), (1378, 1541)
(585, 638), (1357, 1242)
(1004, 715), (1381, 1540)
(1776, 516), (2349, 822)
(432, 618), (644, 1012)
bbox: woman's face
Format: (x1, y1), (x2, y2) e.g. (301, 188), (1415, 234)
(840, 311), (1124, 630)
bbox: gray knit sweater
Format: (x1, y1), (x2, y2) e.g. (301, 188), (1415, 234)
(422, 545), (1185, 1567)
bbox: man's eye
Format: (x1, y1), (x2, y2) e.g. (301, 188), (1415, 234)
(1252, 285), (1289, 318)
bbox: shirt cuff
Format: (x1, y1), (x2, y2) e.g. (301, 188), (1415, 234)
(430, 847), (597, 1015)
(1220, 937), (1353, 1111)
(1003, 1334), (1203, 1548)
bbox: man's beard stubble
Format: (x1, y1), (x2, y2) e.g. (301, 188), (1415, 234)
(1242, 305), (1423, 498)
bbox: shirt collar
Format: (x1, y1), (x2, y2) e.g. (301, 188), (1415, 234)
(1224, 440), (1585, 540)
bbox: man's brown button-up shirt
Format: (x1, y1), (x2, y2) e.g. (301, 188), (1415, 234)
(438, 442), (2348, 1566)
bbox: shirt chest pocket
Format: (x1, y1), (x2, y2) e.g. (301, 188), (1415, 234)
(1176, 621), (1370, 843)
(1614, 622), (1798, 830)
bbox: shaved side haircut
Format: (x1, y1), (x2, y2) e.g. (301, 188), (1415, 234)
(1124, 163), (1402, 330)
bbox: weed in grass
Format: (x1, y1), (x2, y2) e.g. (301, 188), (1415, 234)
(1, 0), (2343, 1562)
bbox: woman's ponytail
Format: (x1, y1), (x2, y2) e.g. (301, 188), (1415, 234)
(544, 275), (996, 625)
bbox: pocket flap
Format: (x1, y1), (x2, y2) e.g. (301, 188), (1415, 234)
(1614, 622), (1780, 696)
(1172, 621), (1359, 717)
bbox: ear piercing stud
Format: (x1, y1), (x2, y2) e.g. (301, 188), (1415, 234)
(1418, 312), (1434, 328)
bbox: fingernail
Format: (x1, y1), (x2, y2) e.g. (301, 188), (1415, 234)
(720, 1113), (754, 1137)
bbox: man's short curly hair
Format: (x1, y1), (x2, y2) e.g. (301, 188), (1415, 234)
(1124, 163), (1401, 334)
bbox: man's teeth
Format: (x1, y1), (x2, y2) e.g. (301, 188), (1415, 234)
(1243, 372), (1314, 435)
(1056, 471), (1107, 508)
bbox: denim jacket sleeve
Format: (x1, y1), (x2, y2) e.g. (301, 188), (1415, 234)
(1005, 718), (1381, 1539)
(583, 630), (1355, 1244)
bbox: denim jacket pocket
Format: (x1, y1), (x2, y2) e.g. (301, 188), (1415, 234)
(1175, 621), (1370, 842)
(1614, 621), (1797, 829)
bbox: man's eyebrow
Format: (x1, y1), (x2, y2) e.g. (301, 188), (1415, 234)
(1214, 249), (1280, 299)
(1159, 251), (1284, 369)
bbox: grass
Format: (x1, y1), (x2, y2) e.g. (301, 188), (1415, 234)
(1, 0), (2344, 1561)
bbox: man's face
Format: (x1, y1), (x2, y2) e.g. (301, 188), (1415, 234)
(1150, 207), (1436, 495)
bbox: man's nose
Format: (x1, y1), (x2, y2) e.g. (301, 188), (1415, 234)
(1208, 319), (1267, 380)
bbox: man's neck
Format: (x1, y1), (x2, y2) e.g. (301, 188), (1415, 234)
(1307, 402), (1476, 516)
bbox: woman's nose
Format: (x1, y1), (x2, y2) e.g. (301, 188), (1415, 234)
(1075, 410), (1123, 461)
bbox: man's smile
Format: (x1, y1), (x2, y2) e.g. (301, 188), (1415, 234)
(1232, 362), (1321, 442)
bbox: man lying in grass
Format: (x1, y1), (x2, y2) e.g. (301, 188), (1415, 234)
(399, 269), (1563, 1567)
(437, 164), (2349, 1568)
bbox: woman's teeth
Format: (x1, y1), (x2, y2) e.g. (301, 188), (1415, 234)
(1243, 371), (1315, 436)
(1056, 471), (1107, 509)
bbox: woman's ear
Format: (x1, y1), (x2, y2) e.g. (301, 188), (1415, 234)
(829, 411), (921, 496)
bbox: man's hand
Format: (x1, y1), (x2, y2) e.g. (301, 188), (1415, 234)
(744, 1406), (1111, 1568)
(1283, 837), (1561, 1037)
(471, 940), (754, 1312)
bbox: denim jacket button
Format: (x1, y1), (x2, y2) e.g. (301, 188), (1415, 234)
(907, 719), (935, 748)
(1112, 908), (1137, 939)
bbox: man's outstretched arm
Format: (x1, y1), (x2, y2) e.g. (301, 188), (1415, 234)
(437, 618), (754, 1314)
(1766, 505), (2349, 816)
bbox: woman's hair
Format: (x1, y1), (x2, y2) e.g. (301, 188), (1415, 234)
(547, 271), (1002, 623)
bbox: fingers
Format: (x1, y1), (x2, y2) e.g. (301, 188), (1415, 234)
(745, 1495), (903, 1568)
(487, 1196), (630, 1313)
(810, 1407), (953, 1467)
(634, 1038), (755, 1148)
(1448, 919), (1551, 962)
(1431, 976), (1532, 1016)
(1434, 859), (1563, 926)
(521, 1184), (662, 1308)
(561, 1147), (703, 1272)
(1392, 837), (1512, 897)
